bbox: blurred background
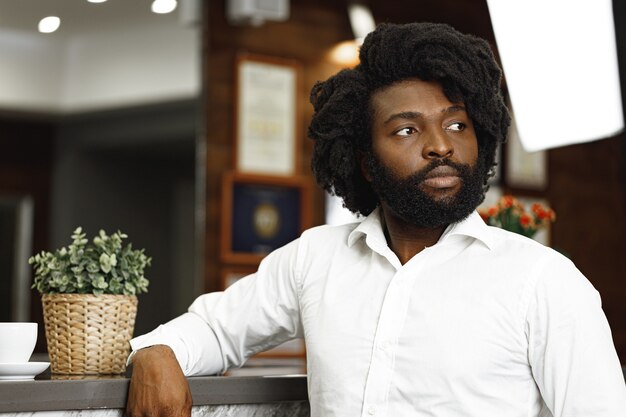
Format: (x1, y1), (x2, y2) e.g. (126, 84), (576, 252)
(1, 0), (625, 366)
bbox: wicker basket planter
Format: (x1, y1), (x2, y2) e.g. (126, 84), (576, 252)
(42, 293), (138, 375)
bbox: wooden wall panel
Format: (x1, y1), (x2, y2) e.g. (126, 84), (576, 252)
(203, 0), (352, 292)
(547, 134), (626, 361)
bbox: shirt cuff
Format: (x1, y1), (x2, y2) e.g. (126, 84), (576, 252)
(128, 312), (225, 376)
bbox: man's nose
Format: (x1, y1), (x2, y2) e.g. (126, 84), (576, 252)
(422, 130), (453, 159)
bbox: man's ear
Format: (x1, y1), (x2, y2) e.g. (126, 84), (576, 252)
(359, 151), (372, 182)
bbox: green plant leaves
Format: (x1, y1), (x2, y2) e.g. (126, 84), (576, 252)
(29, 227), (151, 295)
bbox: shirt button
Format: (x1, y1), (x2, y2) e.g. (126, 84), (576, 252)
(367, 405), (377, 415)
(378, 340), (390, 351)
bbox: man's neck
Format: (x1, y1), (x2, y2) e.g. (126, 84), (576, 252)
(380, 205), (448, 265)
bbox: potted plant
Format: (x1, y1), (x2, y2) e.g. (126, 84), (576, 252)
(29, 227), (151, 375)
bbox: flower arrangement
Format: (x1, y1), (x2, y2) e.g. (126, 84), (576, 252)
(29, 227), (151, 295)
(479, 195), (556, 238)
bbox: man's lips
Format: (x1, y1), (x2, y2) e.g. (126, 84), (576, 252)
(422, 165), (461, 189)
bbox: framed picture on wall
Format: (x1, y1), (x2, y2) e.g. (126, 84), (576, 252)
(505, 106), (548, 190)
(234, 54), (302, 176)
(220, 172), (312, 265)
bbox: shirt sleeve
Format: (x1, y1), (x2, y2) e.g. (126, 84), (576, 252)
(527, 255), (626, 416)
(128, 238), (303, 376)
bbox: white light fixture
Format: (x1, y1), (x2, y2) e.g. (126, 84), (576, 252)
(487, 0), (623, 152)
(152, 0), (178, 14)
(87, 0), (108, 3)
(38, 16), (61, 33)
(329, 40), (360, 67)
(348, 3), (375, 44)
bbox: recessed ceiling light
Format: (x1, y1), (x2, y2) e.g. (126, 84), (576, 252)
(87, 0), (108, 3)
(151, 0), (177, 14)
(38, 16), (61, 33)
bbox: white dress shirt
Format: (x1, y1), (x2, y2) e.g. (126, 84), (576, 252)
(130, 208), (626, 417)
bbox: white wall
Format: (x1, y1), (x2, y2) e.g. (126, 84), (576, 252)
(0, 29), (64, 112)
(61, 22), (199, 112)
(0, 20), (199, 113)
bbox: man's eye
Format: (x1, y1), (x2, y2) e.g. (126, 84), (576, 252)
(447, 122), (466, 132)
(395, 127), (417, 136)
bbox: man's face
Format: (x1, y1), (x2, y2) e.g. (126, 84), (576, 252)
(364, 78), (485, 228)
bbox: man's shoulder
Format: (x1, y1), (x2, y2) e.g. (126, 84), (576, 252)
(488, 224), (550, 249)
(487, 226), (591, 288)
(486, 225), (570, 265)
(283, 222), (366, 270)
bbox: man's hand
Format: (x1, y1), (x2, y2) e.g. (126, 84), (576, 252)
(126, 345), (192, 417)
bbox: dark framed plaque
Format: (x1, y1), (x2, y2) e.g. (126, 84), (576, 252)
(221, 172), (312, 264)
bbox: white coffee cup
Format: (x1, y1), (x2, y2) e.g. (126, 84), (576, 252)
(0, 322), (37, 363)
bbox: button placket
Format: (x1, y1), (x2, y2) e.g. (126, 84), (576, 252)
(360, 269), (413, 417)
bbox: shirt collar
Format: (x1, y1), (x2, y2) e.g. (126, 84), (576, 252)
(348, 207), (494, 251)
(439, 210), (494, 250)
(347, 207), (387, 250)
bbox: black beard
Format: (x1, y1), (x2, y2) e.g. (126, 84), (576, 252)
(366, 153), (486, 228)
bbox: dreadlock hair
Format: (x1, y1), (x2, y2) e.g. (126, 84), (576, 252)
(308, 22), (510, 217)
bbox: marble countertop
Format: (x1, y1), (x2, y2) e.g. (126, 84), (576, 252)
(0, 363), (308, 413)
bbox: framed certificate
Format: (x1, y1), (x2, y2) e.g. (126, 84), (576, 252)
(220, 172), (312, 264)
(234, 54), (302, 176)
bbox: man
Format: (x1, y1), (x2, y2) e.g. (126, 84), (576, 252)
(127, 23), (626, 417)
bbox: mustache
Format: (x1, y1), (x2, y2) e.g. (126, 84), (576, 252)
(408, 159), (473, 183)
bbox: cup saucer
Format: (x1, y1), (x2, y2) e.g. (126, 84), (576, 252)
(0, 362), (50, 380)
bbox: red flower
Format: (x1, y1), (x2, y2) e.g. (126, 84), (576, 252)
(519, 213), (532, 228)
(487, 206), (499, 217)
(536, 209), (548, 220)
(501, 195), (515, 208)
